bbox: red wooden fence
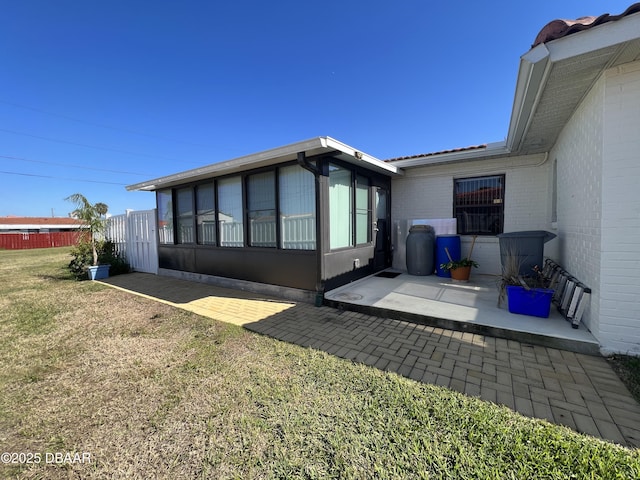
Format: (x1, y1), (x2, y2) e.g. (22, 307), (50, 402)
(0, 232), (83, 250)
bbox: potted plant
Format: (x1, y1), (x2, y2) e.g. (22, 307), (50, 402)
(66, 193), (110, 280)
(498, 245), (554, 318)
(440, 258), (479, 281)
(439, 236), (478, 282)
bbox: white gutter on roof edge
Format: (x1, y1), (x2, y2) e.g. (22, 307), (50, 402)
(546, 10), (640, 62)
(505, 44), (551, 153)
(127, 136), (398, 192)
(504, 11), (640, 154)
(321, 137), (400, 176)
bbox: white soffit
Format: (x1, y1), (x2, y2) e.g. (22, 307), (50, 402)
(507, 9), (640, 154)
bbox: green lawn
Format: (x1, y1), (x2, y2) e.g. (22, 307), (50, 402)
(1, 248), (639, 479)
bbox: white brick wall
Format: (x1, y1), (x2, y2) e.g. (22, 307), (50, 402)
(390, 60), (640, 354)
(600, 60), (640, 354)
(549, 73), (604, 341)
(551, 59), (640, 354)
(392, 154), (552, 275)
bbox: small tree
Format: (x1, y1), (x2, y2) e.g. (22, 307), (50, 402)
(65, 193), (109, 266)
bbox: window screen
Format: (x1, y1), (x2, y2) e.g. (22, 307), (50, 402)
(217, 176), (244, 247)
(329, 164), (353, 249)
(176, 187), (194, 243)
(196, 183), (216, 245)
(279, 164), (316, 250)
(355, 175), (370, 245)
(247, 171), (276, 247)
(157, 189), (174, 244)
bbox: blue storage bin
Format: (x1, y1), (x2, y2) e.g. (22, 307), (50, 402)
(506, 285), (554, 318)
(435, 235), (461, 277)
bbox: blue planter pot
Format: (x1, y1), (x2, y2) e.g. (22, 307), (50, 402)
(88, 264), (110, 280)
(506, 285), (554, 318)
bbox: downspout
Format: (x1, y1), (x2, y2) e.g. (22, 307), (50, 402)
(534, 151), (549, 167)
(297, 152), (325, 306)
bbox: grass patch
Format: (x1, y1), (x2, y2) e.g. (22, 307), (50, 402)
(609, 354), (640, 404)
(0, 248), (639, 479)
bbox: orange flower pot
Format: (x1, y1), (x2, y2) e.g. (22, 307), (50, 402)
(449, 265), (471, 282)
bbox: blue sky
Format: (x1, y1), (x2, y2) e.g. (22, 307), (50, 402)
(0, 1), (634, 217)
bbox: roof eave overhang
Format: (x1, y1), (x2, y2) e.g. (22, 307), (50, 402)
(398, 11), (640, 168)
(505, 44), (552, 153)
(506, 11), (640, 153)
(127, 136), (400, 192)
(387, 141), (510, 169)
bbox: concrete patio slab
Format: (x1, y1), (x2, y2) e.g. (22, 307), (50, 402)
(325, 271), (600, 355)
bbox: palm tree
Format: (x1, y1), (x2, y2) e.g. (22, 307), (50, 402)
(66, 193), (109, 266)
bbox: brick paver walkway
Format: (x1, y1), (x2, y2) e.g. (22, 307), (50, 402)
(102, 273), (640, 447)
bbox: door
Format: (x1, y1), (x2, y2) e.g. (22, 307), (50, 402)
(373, 187), (391, 270)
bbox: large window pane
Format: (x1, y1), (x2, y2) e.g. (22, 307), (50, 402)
(217, 176), (244, 247)
(355, 175), (370, 245)
(329, 164), (353, 249)
(279, 164), (316, 250)
(176, 187), (194, 243)
(454, 175), (505, 235)
(157, 189), (174, 244)
(196, 183), (216, 245)
(248, 171), (276, 247)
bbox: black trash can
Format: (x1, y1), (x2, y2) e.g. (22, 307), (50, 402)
(497, 230), (556, 276)
(406, 225), (435, 275)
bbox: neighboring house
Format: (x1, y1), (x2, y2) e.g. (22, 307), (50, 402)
(0, 216), (86, 249)
(0, 216), (85, 233)
(128, 4), (640, 353)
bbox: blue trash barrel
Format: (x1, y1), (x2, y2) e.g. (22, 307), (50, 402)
(406, 225), (435, 275)
(435, 235), (461, 277)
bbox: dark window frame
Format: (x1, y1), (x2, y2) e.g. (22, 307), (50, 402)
(158, 160), (319, 251)
(355, 173), (372, 246)
(217, 174), (245, 248)
(175, 187), (195, 244)
(246, 170), (278, 248)
(278, 163), (316, 250)
(453, 174), (505, 236)
(195, 182), (216, 245)
(156, 189), (175, 245)
(327, 160), (376, 251)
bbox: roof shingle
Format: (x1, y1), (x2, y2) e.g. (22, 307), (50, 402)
(384, 144), (487, 163)
(532, 2), (640, 48)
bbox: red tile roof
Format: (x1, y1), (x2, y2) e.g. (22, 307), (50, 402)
(385, 144), (487, 163)
(532, 3), (640, 48)
(0, 217), (84, 226)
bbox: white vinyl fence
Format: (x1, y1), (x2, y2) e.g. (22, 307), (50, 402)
(106, 209), (158, 274)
